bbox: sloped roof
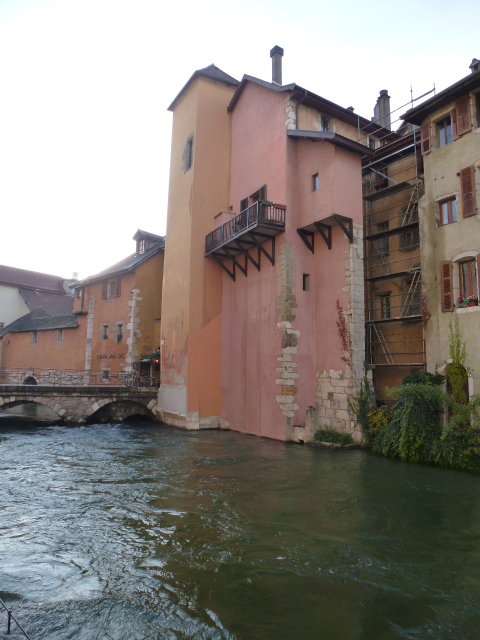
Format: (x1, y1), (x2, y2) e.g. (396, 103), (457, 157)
(0, 264), (66, 293)
(0, 309), (78, 338)
(19, 289), (74, 315)
(402, 67), (480, 125)
(227, 74), (398, 142)
(73, 243), (163, 287)
(132, 229), (165, 245)
(168, 64), (239, 111)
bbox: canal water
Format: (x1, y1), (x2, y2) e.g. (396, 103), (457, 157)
(1, 421), (480, 639)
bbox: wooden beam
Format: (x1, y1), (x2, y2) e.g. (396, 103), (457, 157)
(313, 222), (332, 250)
(333, 214), (353, 243)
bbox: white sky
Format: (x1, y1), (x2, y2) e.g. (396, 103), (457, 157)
(0, 0), (478, 279)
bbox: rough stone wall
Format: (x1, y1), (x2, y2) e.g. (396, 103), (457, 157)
(275, 242), (300, 438)
(84, 296), (95, 377)
(285, 97), (296, 130)
(314, 224), (365, 443)
(126, 289), (142, 372)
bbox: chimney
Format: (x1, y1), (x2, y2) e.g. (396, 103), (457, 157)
(270, 45), (284, 85)
(470, 58), (480, 73)
(374, 89), (391, 131)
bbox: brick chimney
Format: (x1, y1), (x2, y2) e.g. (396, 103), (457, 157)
(374, 89), (391, 131)
(270, 45), (284, 85)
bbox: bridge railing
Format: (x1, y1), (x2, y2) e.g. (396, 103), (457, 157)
(0, 368), (160, 388)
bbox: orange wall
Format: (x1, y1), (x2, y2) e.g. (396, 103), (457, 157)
(160, 76), (236, 417)
(0, 322), (86, 371)
(134, 252), (164, 358)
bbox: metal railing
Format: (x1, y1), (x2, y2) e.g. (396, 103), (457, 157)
(205, 201), (286, 253)
(0, 596), (32, 639)
(0, 368), (159, 388)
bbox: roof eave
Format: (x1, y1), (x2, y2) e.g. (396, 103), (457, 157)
(287, 129), (374, 157)
(402, 69), (480, 125)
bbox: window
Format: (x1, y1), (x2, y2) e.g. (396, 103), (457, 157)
(101, 369), (111, 382)
(400, 228), (419, 251)
(459, 260), (478, 301)
(76, 289), (82, 299)
(138, 239), (145, 254)
(32, 331), (37, 345)
(436, 116), (452, 147)
(380, 294), (391, 319)
(103, 279), (121, 299)
(476, 93), (480, 127)
(312, 173), (319, 191)
(303, 274), (310, 291)
(320, 116), (329, 132)
(115, 322), (124, 343)
(228, 206), (233, 214)
(367, 136), (376, 150)
(57, 329), (63, 343)
(183, 135), (194, 173)
(376, 221), (389, 258)
(101, 324), (109, 340)
(439, 198), (457, 226)
(240, 197), (248, 212)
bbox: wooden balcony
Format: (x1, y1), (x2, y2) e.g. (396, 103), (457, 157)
(205, 201), (286, 280)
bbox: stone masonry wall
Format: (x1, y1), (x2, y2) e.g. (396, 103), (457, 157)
(275, 242), (300, 439)
(126, 289), (142, 372)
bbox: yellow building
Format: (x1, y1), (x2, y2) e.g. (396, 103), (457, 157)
(403, 59), (480, 394)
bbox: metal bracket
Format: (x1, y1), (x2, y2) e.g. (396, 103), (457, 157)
(213, 257), (235, 281)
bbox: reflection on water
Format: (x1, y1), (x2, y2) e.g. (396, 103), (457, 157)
(1, 422), (480, 639)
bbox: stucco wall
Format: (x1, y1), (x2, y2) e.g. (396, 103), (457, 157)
(420, 99), (480, 388)
(0, 285), (29, 326)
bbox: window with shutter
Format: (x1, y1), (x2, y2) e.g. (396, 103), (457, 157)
(421, 123), (431, 155)
(258, 184), (267, 202)
(115, 280), (121, 297)
(440, 261), (453, 312)
(102, 282), (107, 299)
(240, 198), (248, 212)
(461, 166), (476, 218)
(456, 96), (472, 136)
(451, 108), (459, 140)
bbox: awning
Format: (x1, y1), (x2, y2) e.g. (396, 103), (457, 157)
(140, 351), (160, 363)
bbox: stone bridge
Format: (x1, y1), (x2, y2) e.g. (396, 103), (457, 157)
(0, 385), (159, 425)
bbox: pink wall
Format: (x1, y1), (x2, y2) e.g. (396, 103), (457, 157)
(221, 82), (363, 441)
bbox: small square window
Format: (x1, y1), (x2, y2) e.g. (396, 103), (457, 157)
(312, 174), (319, 191)
(320, 116), (329, 132)
(32, 331), (37, 345)
(115, 323), (124, 344)
(101, 324), (109, 340)
(439, 197), (457, 226)
(101, 369), (111, 382)
(303, 274), (310, 291)
(57, 329), (63, 343)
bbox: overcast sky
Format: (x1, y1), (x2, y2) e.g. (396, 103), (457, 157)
(0, 0), (478, 279)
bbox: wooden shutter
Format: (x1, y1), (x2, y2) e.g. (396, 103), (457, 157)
(115, 279), (121, 297)
(421, 123), (431, 155)
(102, 282), (107, 299)
(440, 261), (453, 312)
(450, 108), (459, 141)
(456, 96), (472, 136)
(259, 184), (267, 202)
(461, 166), (476, 218)
(477, 254), (480, 297)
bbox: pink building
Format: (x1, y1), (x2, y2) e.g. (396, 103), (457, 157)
(160, 48), (394, 442)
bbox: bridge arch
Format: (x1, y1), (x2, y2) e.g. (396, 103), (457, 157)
(85, 398), (157, 424)
(0, 396), (64, 421)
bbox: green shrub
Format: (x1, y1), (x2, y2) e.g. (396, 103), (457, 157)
(401, 370), (444, 387)
(348, 375), (373, 439)
(367, 406), (391, 438)
(314, 429), (354, 447)
(371, 384), (444, 463)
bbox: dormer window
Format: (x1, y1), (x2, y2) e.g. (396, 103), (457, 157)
(138, 239), (145, 254)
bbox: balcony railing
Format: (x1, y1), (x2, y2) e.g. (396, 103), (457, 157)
(0, 368), (159, 388)
(205, 201), (286, 254)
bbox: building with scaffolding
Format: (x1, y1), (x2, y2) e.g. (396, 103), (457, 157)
(361, 98), (425, 403)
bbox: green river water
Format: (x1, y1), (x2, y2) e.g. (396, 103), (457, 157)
(0, 421), (479, 639)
